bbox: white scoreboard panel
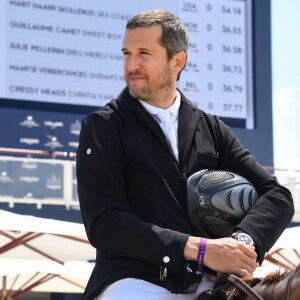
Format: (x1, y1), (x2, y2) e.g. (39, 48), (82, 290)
(0, 0), (253, 128)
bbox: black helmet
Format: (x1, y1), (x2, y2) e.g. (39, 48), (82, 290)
(187, 169), (258, 238)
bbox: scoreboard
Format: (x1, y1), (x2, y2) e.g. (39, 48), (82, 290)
(0, 0), (254, 128)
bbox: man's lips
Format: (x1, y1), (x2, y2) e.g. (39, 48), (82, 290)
(128, 76), (145, 83)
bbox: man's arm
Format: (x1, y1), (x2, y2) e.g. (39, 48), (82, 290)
(182, 113), (294, 276)
(199, 115), (294, 264)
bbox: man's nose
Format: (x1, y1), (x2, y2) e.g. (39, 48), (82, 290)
(126, 55), (141, 71)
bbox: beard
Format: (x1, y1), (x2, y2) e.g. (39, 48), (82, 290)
(125, 65), (173, 103)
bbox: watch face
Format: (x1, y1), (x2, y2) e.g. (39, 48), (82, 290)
(237, 233), (254, 246)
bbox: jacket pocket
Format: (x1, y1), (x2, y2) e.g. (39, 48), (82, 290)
(197, 152), (218, 169)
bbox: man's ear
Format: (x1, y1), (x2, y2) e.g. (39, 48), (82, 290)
(173, 51), (187, 73)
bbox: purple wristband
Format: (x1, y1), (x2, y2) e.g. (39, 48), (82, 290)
(196, 238), (207, 276)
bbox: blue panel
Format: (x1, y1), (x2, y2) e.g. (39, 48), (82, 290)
(0, 106), (85, 155)
(0, 159), (63, 199)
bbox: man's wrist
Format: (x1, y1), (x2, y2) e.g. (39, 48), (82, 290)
(231, 231), (255, 247)
(196, 237), (207, 276)
(183, 236), (201, 261)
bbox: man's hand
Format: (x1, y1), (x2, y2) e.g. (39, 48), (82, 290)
(184, 236), (257, 277)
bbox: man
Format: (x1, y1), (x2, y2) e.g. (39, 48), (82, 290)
(76, 9), (294, 300)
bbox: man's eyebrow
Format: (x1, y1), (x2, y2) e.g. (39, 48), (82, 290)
(139, 47), (153, 52)
(121, 47), (153, 52)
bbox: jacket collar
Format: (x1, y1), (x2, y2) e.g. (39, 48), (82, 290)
(116, 87), (203, 168)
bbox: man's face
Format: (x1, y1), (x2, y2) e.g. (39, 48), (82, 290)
(122, 25), (176, 105)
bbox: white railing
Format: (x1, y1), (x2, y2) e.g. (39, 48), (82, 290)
(0, 150), (300, 221)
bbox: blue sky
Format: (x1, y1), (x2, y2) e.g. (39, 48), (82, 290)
(272, 0), (300, 170)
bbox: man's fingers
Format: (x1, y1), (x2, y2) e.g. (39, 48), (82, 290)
(236, 268), (252, 278)
(240, 250), (257, 274)
(243, 245), (257, 260)
(235, 243), (257, 271)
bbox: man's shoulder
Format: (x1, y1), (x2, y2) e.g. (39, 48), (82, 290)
(179, 91), (218, 122)
(82, 88), (138, 127)
(84, 88), (127, 115)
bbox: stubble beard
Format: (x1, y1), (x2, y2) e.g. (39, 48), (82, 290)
(126, 66), (173, 104)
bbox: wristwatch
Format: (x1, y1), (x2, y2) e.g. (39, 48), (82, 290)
(231, 232), (254, 247)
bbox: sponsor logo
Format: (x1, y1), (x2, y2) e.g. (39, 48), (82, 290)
(44, 121), (64, 128)
(22, 161), (38, 170)
(45, 139), (64, 149)
(20, 115), (40, 128)
(70, 120), (81, 135)
(24, 192), (33, 198)
(69, 141), (79, 148)
(46, 174), (62, 190)
(19, 176), (39, 183)
(20, 138), (40, 145)
(0, 171), (14, 184)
